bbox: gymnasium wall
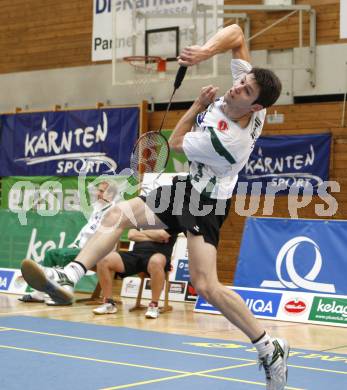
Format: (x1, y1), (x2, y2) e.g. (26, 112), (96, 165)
(0, 1), (347, 110)
(225, 0), (346, 50)
(0, 1), (346, 284)
(148, 102), (347, 284)
(1, 0), (344, 73)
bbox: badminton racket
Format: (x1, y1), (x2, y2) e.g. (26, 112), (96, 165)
(130, 66), (187, 180)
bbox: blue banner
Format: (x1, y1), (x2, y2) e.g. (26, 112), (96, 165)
(237, 133), (331, 195)
(195, 287), (282, 318)
(234, 217), (347, 295)
(0, 108), (139, 176)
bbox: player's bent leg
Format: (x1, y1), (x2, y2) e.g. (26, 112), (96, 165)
(75, 197), (166, 270)
(187, 232), (264, 339)
(21, 198), (166, 305)
(186, 233), (289, 390)
(21, 259), (74, 304)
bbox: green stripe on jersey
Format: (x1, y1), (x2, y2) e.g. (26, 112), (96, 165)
(208, 127), (236, 165)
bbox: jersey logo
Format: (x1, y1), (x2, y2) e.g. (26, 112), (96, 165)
(217, 120), (228, 131)
(193, 225), (200, 232)
(196, 111), (207, 125)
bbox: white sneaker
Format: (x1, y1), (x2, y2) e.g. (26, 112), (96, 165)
(93, 302), (117, 315)
(259, 338), (290, 390)
(145, 304), (159, 319)
(21, 259), (74, 305)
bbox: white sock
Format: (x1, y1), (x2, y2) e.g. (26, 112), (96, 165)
(253, 332), (275, 358)
(63, 262), (86, 284)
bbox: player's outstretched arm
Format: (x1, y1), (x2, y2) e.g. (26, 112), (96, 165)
(178, 24), (250, 66)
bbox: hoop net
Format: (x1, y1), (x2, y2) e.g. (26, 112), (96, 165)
(123, 56), (167, 101)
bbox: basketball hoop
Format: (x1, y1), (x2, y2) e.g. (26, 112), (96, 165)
(123, 56), (167, 74)
(123, 56), (168, 101)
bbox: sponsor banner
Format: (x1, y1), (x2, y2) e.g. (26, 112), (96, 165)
(234, 217), (347, 296)
(92, 0), (194, 61)
(195, 287), (347, 327)
(309, 296), (347, 325)
(92, 1), (223, 62)
(278, 292), (313, 323)
(0, 209), (96, 293)
(175, 259), (190, 282)
(170, 232), (189, 281)
(184, 281), (197, 302)
(0, 269), (15, 292)
(0, 269), (29, 295)
(195, 287), (282, 319)
(143, 279), (187, 302)
(237, 133), (331, 195)
(0, 108), (138, 176)
(175, 259), (197, 302)
(121, 277), (188, 302)
(171, 234), (197, 301)
(120, 276), (142, 298)
(1, 175), (133, 213)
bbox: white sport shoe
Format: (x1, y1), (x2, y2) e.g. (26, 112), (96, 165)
(21, 259), (74, 305)
(93, 302), (117, 315)
(145, 303), (159, 319)
(259, 338), (290, 390)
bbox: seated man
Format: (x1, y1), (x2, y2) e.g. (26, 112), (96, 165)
(19, 180), (118, 303)
(93, 228), (177, 319)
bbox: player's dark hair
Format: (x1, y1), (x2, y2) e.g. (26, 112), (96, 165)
(250, 67), (282, 108)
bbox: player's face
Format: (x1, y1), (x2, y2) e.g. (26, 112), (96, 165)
(96, 183), (109, 201)
(223, 73), (260, 112)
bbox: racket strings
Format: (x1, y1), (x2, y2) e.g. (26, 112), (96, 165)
(131, 132), (169, 178)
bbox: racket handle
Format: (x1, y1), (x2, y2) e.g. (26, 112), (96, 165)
(174, 66), (187, 90)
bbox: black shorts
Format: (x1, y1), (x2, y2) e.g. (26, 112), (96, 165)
(117, 248), (171, 278)
(139, 175), (231, 248)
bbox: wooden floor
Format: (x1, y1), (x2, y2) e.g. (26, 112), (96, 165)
(1, 281), (346, 355)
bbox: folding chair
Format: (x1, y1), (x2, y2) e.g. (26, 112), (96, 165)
(128, 270), (172, 314)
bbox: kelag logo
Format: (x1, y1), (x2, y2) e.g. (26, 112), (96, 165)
(309, 296), (347, 325)
(0, 270), (15, 291)
(236, 289), (282, 318)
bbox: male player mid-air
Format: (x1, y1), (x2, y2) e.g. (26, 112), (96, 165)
(21, 24), (288, 389)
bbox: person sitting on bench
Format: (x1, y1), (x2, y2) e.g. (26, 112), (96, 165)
(93, 228), (177, 319)
(19, 180), (118, 304)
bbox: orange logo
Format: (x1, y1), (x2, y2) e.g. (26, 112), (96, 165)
(218, 120), (228, 131)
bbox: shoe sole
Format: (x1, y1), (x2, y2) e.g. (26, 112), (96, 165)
(93, 310), (117, 315)
(18, 297), (45, 303)
(21, 259), (73, 304)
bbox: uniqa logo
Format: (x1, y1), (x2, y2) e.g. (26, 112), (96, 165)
(284, 298), (307, 315)
(261, 236), (336, 293)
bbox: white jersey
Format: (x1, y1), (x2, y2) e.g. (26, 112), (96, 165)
(182, 59), (266, 199)
(73, 201), (111, 248)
